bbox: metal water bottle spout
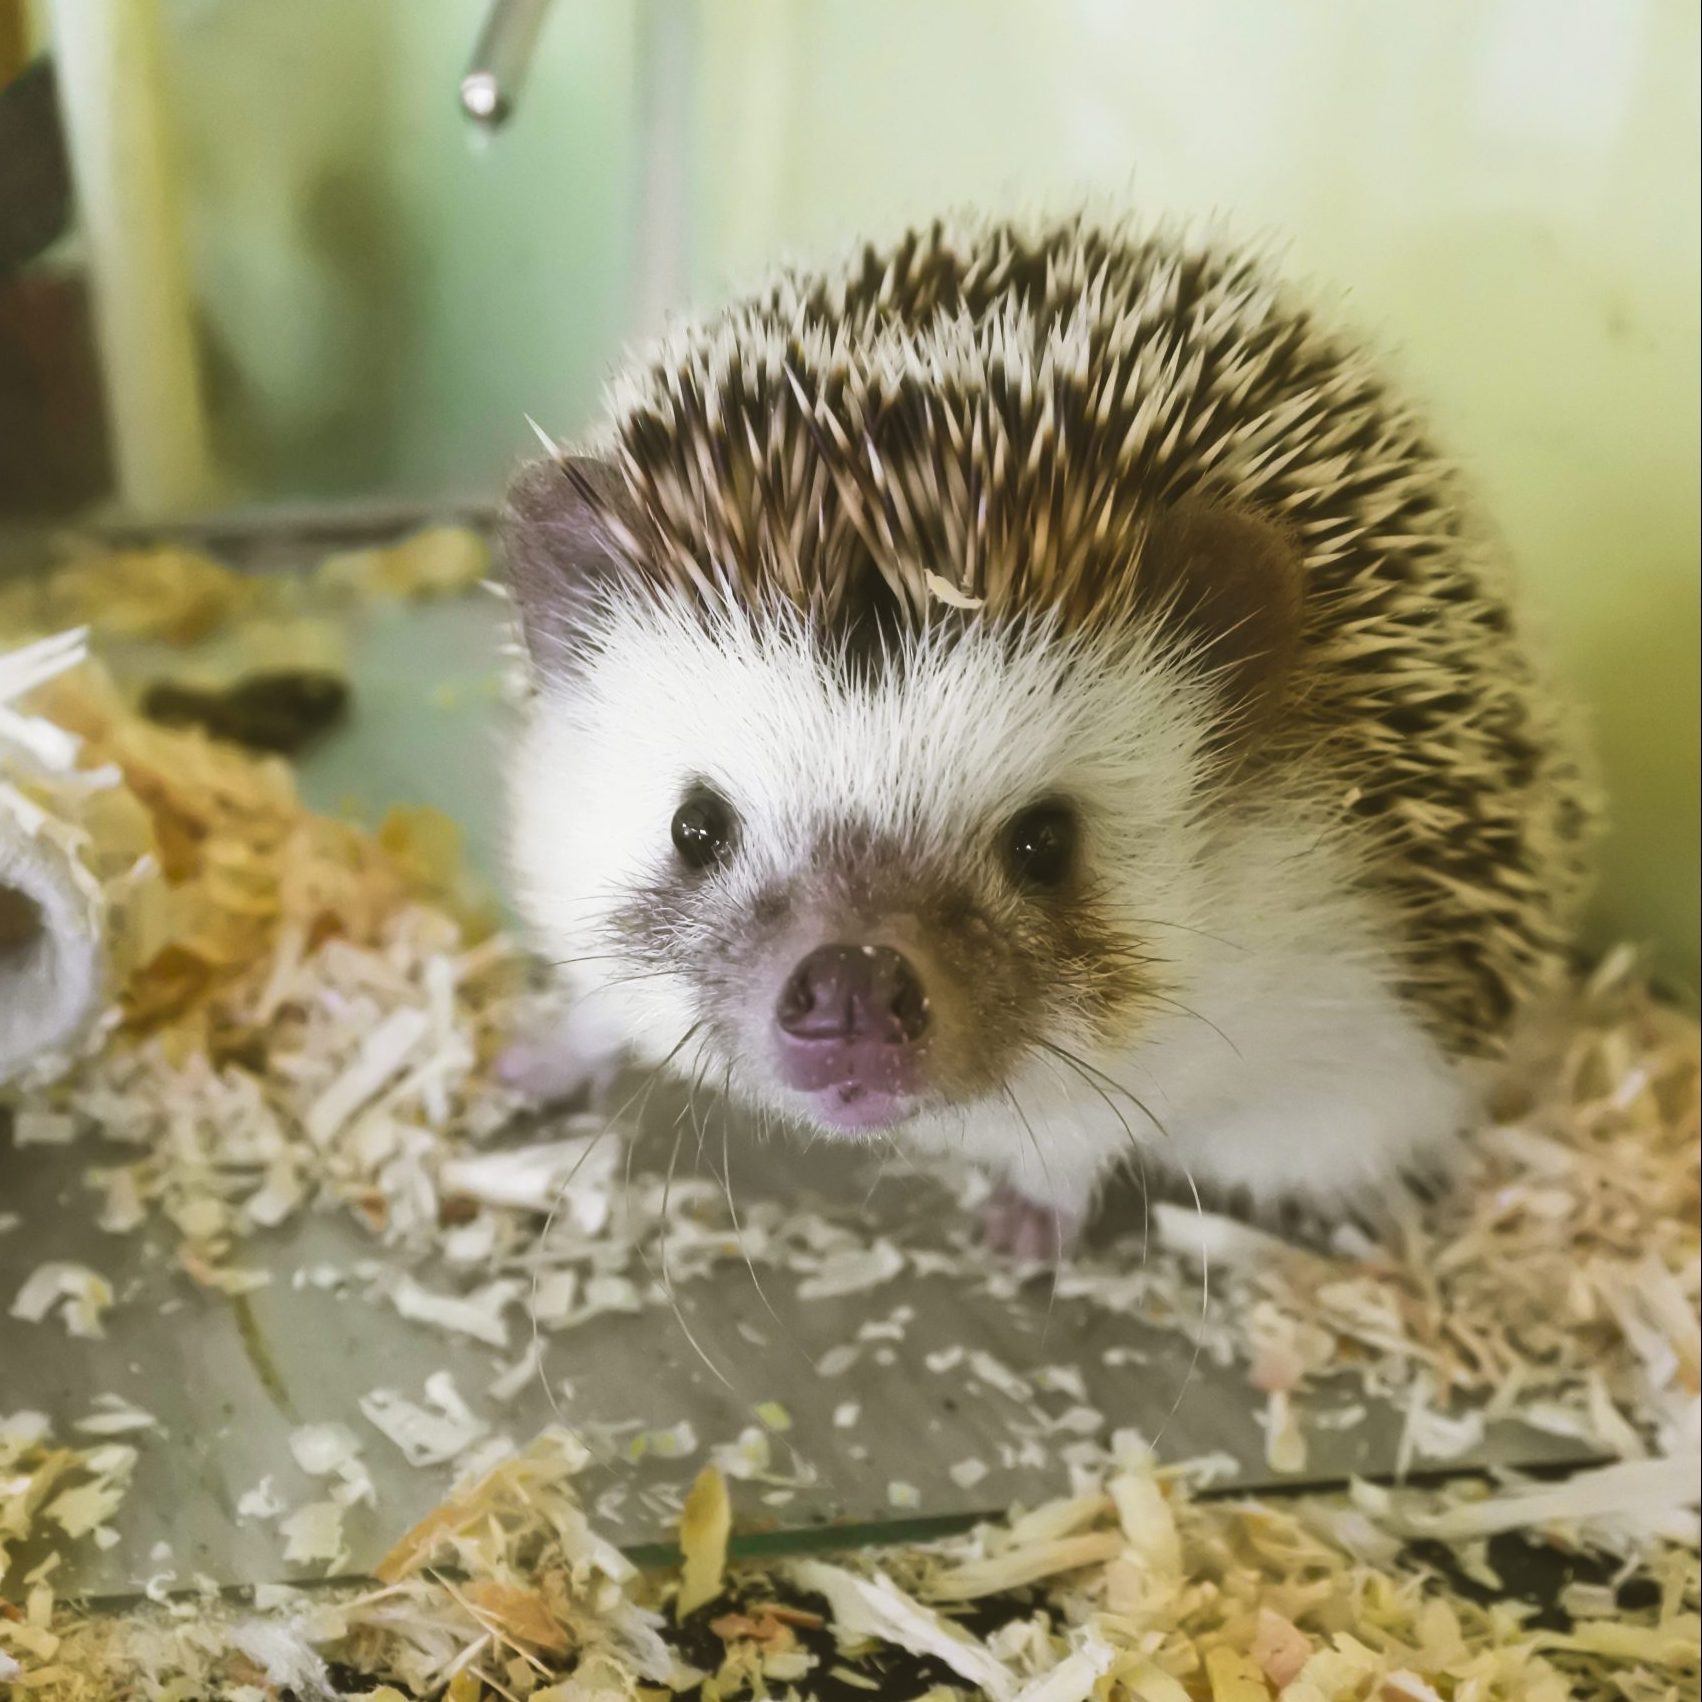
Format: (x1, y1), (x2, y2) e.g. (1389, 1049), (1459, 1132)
(459, 0), (556, 130)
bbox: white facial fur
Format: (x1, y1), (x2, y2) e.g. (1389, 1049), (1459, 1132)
(508, 595), (1471, 1222)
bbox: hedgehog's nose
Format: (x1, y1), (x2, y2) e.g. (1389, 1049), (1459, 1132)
(776, 944), (930, 1045)
(773, 945), (931, 1128)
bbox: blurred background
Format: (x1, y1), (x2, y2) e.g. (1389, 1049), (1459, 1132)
(1, 0), (1697, 988)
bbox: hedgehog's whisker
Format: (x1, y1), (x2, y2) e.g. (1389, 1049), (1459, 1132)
(860, 1123), (913, 1213)
(651, 1100), (734, 1391)
(1136, 991), (1242, 1058)
(1039, 1042), (1167, 1142)
(595, 968), (678, 993)
(716, 1063), (816, 1371)
(1037, 1036), (1207, 1444)
(1001, 1082), (1064, 1343)
(1123, 915), (1249, 951)
(685, 1038), (718, 1173)
(1037, 1041), (1150, 1266)
(1150, 1153), (1211, 1454)
(528, 1022), (701, 1421)
(1048, 1041), (1211, 1443)
(521, 891), (622, 916)
(859, 1145), (891, 1213)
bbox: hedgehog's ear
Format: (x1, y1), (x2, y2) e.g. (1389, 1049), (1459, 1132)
(500, 454), (634, 672)
(1142, 493), (1304, 735)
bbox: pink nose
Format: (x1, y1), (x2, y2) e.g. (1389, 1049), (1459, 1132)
(773, 945), (930, 1122)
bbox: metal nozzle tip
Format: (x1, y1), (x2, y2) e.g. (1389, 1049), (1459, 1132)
(459, 72), (508, 126)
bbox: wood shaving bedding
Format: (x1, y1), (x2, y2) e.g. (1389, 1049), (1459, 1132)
(0, 529), (491, 648)
(1, 600), (1698, 1695)
(1192, 957), (1702, 1467)
(5, 652), (533, 1271)
(1, 1410), (138, 1610)
(4, 1433), (1696, 1699)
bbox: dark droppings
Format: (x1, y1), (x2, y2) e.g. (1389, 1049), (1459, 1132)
(141, 668), (351, 754)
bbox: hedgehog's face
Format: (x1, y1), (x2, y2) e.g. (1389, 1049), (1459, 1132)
(509, 590), (1217, 1139)
(504, 451), (1302, 1143)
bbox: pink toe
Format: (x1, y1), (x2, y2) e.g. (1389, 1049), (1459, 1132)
(980, 1187), (1078, 1263)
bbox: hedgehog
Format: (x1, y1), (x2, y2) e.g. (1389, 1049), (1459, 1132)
(498, 213), (1598, 1257)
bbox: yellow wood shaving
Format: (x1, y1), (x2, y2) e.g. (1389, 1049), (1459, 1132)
(676, 1464), (732, 1619)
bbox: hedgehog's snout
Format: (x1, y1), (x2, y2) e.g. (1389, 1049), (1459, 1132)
(772, 942), (933, 1132)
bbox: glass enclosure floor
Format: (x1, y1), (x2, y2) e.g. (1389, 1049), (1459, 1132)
(0, 516), (1596, 1600)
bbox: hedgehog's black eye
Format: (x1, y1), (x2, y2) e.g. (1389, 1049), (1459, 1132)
(1002, 801), (1077, 892)
(671, 787), (737, 871)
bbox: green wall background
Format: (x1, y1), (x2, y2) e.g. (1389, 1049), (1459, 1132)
(143, 0), (1701, 988)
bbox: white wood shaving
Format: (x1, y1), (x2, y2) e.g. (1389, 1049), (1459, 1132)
(72, 1397), (158, 1437)
(968, 1349), (1034, 1404)
(787, 1558), (1019, 1701)
(359, 1372), (489, 1468)
(8, 1261), (114, 1338)
(794, 1237), (905, 1299)
(42, 1445), (136, 1542)
(286, 1423), (373, 1508)
(1355, 1451), (1702, 1547)
(1045, 1406), (1105, 1437)
(921, 571), (986, 611)
(236, 1477), (287, 1520)
(815, 1343), (861, 1377)
(439, 1131), (618, 1232)
(1396, 1374), (1487, 1475)
(629, 1421), (699, 1462)
(529, 1268), (578, 1328)
(1009, 1629), (1116, 1702)
(385, 1272), (521, 1348)
(1262, 1388), (1309, 1475)
(303, 1007), (431, 1148)
(12, 1112), (76, 1146)
(489, 1340), (545, 1405)
(277, 1499), (347, 1571)
(950, 1457), (990, 1490)
(709, 1427), (772, 1482)
(1033, 1364), (1089, 1401)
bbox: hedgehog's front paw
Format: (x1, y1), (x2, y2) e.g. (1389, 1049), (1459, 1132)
(497, 1003), (626, 1109)
(979, 1184), (1082, 1264)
